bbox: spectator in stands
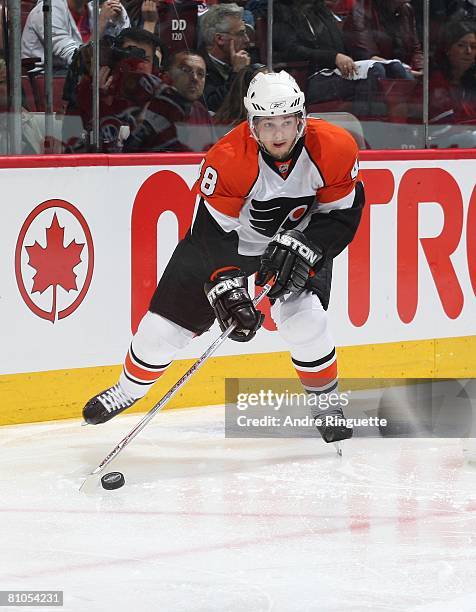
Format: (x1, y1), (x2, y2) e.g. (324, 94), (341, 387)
(199, 3), (250, 112)
(122, 0), (157, 28)
(124, 0), (202, 56)
(429, 21), (476, 125)
(413, 1), (467, 60)
(119, 11), (169, 68)
(417, 0), (476, 57)
(273, 0), (347, 69)
(0, 54), (44, 154)
(124, 49), (214, 151)
(218, 0), (254, 28)
(213, 62), (266, 129)
(21, 0), (130, 70)
(447, 1), (476, 22)
(139, 0), (160, 34)
(343, 0), (423, 76)
(247, 0), (267, 19)
(123, 0), (203, 27)
(112, 26), (165, 70)
(325, 0), (355, 23)
(63, 26), (166, 111)
(273, 0), (384, 114)
(64, 27), (163, 151)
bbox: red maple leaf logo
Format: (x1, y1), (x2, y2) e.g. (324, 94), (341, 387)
(26, 213), (84, 322)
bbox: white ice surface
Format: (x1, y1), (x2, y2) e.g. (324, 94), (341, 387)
(1, 406), (476, 612)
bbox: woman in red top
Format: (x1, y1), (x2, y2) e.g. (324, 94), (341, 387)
(429, 21), (476, 125)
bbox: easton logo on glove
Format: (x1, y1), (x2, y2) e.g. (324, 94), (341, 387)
(204, 269), (263, 342)
(274, 233), (320, 266)
(206, 278), (242, 305)
(255, 229), (323, 300)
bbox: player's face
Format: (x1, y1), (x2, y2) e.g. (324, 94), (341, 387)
(254, 115), (300, 160)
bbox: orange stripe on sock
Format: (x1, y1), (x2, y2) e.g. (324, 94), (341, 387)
(124, 352), (166, 383)
(295, 360), (337, 381)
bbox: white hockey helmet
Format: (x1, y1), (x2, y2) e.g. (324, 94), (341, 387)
(244, 71), (307, 149)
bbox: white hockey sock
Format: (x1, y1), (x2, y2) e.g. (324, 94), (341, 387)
(272, 291), (338, 393)
(119, 311), (195, 399)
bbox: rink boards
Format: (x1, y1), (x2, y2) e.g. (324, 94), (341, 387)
(1, 150), (475, 425)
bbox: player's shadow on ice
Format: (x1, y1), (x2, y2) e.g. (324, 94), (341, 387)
(79, 437), (334, 481)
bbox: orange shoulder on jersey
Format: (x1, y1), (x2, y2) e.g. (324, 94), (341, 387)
(304, 118), (360, 204)
(194, 122), (259, 218)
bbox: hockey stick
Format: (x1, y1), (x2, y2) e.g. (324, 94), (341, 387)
(79, 282), (273, 492)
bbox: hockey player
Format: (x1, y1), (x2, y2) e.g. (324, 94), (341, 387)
(83, 71), (365, 444)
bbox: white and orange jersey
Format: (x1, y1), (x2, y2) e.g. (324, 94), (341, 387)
(193, 117), (361, 257)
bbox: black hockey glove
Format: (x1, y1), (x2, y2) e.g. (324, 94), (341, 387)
(255, 229), (323, 300)
(204, 269), (264, 342)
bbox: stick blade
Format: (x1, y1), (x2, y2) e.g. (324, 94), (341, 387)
(79, 471), (101, 494)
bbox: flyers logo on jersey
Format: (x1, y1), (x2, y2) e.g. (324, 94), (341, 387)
(249, 196), (314, 237)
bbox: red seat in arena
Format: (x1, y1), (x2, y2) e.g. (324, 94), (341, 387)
(21, 75), (37, 110)
(29, 74), (66, 112)
(378, 78), (419, 123)
(21, 0), (36, 29)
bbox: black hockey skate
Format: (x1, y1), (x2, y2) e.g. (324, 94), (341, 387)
(313, 407), (353, 443)
(83, 384), (138, 425)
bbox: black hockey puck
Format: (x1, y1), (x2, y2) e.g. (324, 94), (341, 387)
(101, 472), (125, 490)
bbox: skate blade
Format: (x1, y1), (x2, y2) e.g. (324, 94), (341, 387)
(333, 442), (342, 456)
(81, 421), (89, 427)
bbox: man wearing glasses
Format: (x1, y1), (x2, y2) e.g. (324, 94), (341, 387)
(124, 50), (214, 152)
(199, 3), (251, 112)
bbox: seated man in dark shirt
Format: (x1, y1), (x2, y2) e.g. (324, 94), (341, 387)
(273, 0), (408, 116)
(198, 3), (251, 113)
(124, 49), (214, 152)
